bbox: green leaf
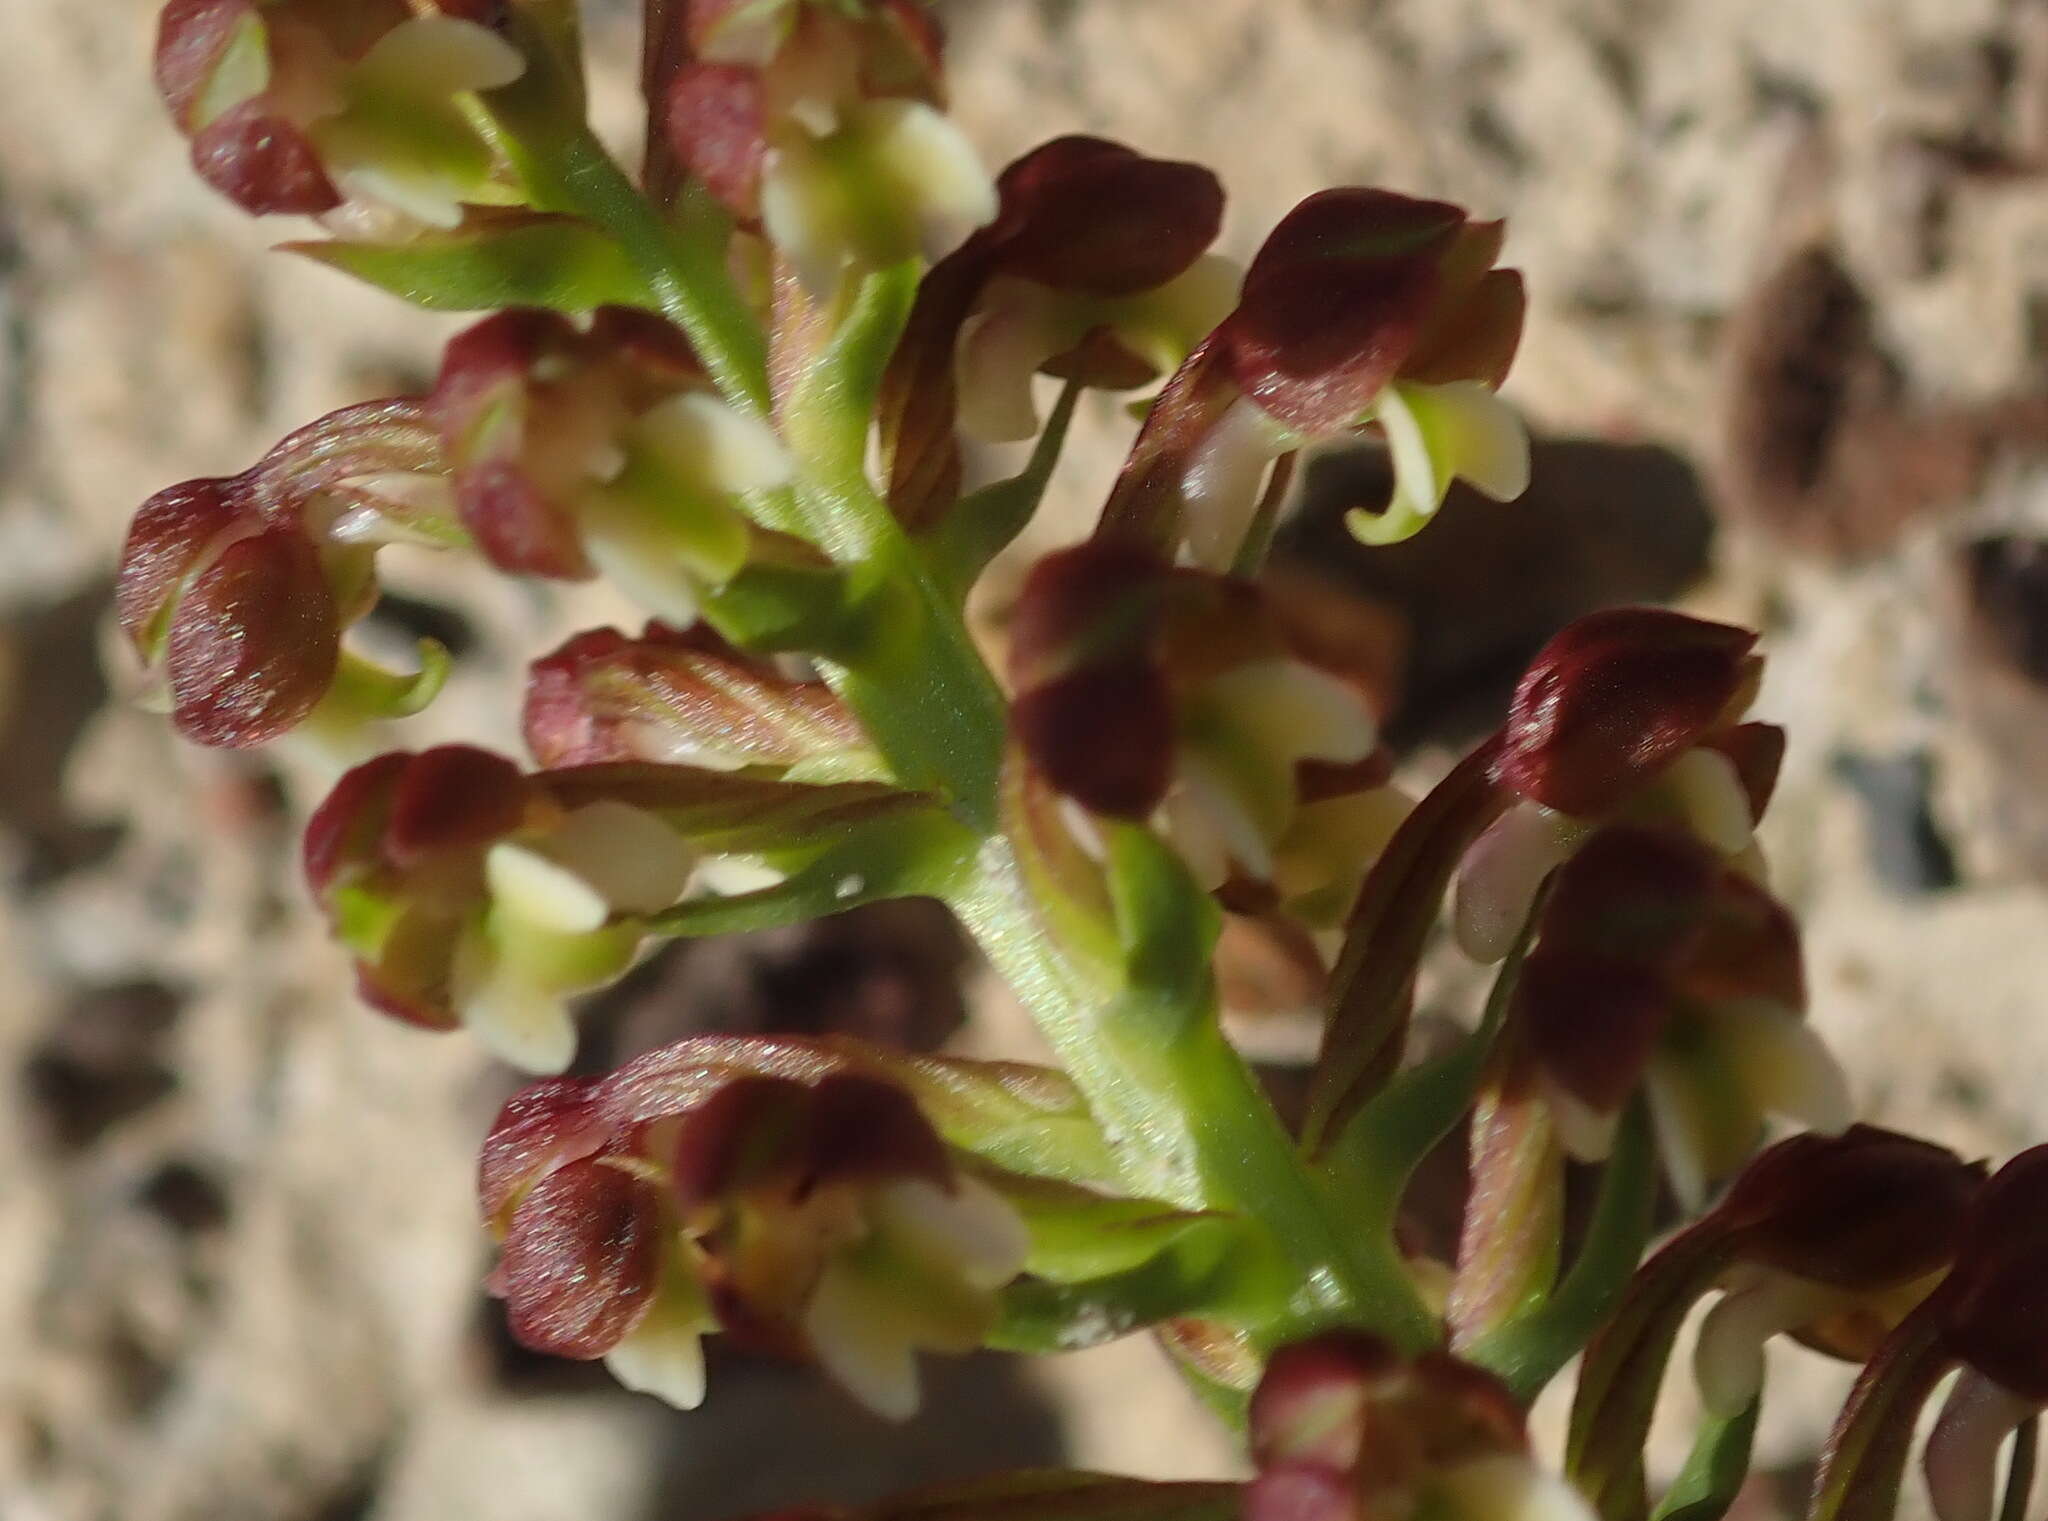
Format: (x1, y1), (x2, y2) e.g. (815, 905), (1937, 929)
(981, 1170), (1230, 1283)
(284, 212), (654, 313)
(1651, 1399), (1760, 1521)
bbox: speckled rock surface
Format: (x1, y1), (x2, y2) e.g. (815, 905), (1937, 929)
(3, 1), (2048, 1517)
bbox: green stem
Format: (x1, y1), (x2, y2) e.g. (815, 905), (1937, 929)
(478, 18), (769, 410)
(952, 841), (1435, 1352)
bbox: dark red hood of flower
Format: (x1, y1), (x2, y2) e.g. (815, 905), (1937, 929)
(1496, 607), (1761, 818)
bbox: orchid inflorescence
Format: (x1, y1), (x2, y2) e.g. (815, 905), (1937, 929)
(120, 6), (2044, 1521)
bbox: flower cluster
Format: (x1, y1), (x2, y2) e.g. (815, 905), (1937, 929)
(113, 6), (2048, 1521)
(482, 1042), (1029, 1418)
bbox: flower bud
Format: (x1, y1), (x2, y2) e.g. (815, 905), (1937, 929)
(1248, 1334), (1590, 1521)
(523, 622), (871, 775)
(115, 399), (456, 749)
(665, 1), (993, 295)
(483, 1047), (1029, 1418)
(153, 0), (524, 226)
(1100, 188), (1529, 563)
(430, 307), (787, 621)
(304, 745), (696, 1072)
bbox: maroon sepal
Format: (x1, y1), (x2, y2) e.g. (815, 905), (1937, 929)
(165, 525), (341, 746)
(493, 1155), (664, 1358)
(1496, 607), (1761, 818)
(1304, 739), (1510, 1150)
(1939, 1144), (2048, 1402)
(522, 622), (862, 770)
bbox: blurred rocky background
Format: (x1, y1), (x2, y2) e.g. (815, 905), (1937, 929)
(4, 0), (2048, 1517)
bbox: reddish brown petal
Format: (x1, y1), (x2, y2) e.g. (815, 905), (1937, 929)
(1517, 947), (1672, 1115)
(164, 525), (340, 747)
(479, 1076), (609, 1228)
(1400, 268), (1526, 390)
(1220, 189), (1466, 436)
(351, 959), (462, 1034)
(454, 459), (593, 578)
(801, 1073), (952, 1194)
(1708, 721), (1787, 824)
(115, 475), (250, 656)
(496, 1158), (663, 1358)
(665, 62), (766, 218)
(670, 1075), (812, 1206)
(1242, 1467), (1354, 1521)
(1305, 739), (1509, 1148)
(522, 622), (861, 769)
(430, 307), (582, 452)
(1251, 1332), (1395, 1469)
(984, 136), (1224, 298)
(384, 744), (532, 865)
(154, 0), (257, 127)
(1006, 539), (1170, 689)
(588, 305), (708, 402)
(1496, 607), (1761, 818)
(1012, 664), (1175, 819)
(1941, 1144), (2048, 1401)
(1676, 870), (1806, 1010)
(1717, 1126), (1985, 1293)
(189, 101), (342, 217)
(1537, 825), (1719, 968)
(302, 750), (410, 895)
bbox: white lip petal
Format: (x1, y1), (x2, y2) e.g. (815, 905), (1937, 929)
(582, 513), (706, 627)
(1454, 800), (1582, 963)
(1662, 747), (1756, 856)
(874, 1178), (1031, 1291)
(1644, 1063), (1713, 1213)
(1544, 1079), (1622, 1163)
(459, 975), (578, 1075)
(863, 100), (999, 262)
(804, 1265), (922, 1422)
(1714, 1001), (1853, 1137)
(636, 392), (793, 495)
(1176, 753), (1276, 882)
(954, 298), (1068, 442)
(351, 17), (526, 97)
(1693, 1274), (1834, 1417)
(1181, 397), (1293, 571)
(542, 802), (696, 917)
(605, 1310), (709, 1411)
(1203, 661), (1378, 768)
(1435, 1455), (1596, 1521)
(1414, 381), (1532, 502)
(487, 841), (611, 935)
(1924, 1370), (2038, 1521)
(330, 164), (467, 230)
